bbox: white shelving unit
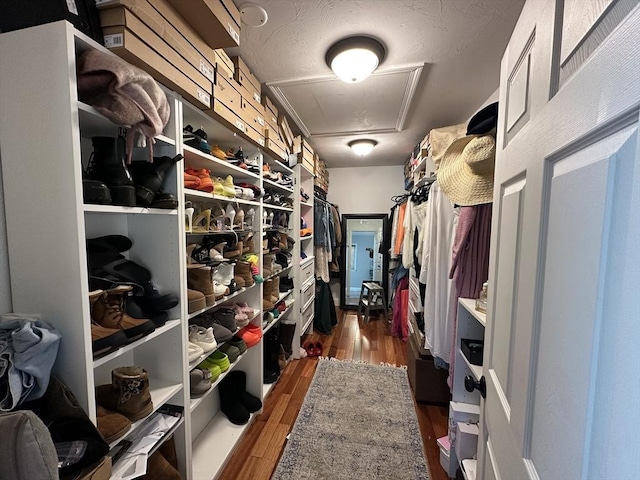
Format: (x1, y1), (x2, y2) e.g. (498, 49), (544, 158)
(291, 164), (316, 359)
(0, 20), (306, 480)
(440, 298), (486, 478)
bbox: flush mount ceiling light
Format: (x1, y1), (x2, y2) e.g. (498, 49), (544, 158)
(325, 36), (386, 83)
(239, 3), (268, 27)
(349, 139), (378, 156)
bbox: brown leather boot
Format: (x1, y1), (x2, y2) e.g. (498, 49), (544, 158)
(188, 267), (228, 304)
(263, 279), (274, 310)
(96, 405), (131, 443)
(223, 241), (243, 259)
(92, 287), (155, 341)
(141, 450), (182, 479)
(262, 253), (273, 278)
(96, 366), (154, 421)
(235, 260), (254, 286)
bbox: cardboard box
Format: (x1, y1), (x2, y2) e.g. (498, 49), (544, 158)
(265, 109), (279, 134)
(238, 82), (264, 115)
(210, 98), (245, 132)
(166, 0), (240, 48)
(278, 115), (294, 148)
(103, 27), (211, 108)
(215, 48), (234, 79)
(239, 96), (266, 135)
(261, 94), (278, 118)
(213, 71), (241, 112)
(293, 135), (314, 157)
(265, 138), (287, 161)
(99, 7), (211, 90)
(96, 0), (217, 78)
(61, 455), (111, 480)
(244, 122), (265, 148)
(230, 56), (261, 97)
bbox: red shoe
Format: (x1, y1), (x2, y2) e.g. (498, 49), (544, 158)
(313, 342), (323, 357)
(304, 342), (315, 357)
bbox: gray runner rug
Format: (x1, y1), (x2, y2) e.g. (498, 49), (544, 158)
(272, 358), (430, 480)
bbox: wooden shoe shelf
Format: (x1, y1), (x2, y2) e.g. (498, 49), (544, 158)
(0, 21), (308, 480)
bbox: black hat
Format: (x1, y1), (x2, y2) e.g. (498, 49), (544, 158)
(467, 102), (498, 135)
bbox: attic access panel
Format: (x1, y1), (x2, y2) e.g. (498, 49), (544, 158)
(269, 67), (422, 136)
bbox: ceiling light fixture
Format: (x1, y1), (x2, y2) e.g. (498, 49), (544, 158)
(349, 139), (378, 156)
(325, 36), (386, 83)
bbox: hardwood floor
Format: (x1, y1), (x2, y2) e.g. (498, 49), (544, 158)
(218, 309), (450, 480)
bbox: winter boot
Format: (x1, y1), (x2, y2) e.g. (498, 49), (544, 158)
(83, 178), (112, 205)
(263, 332), (281, 383)
(235, 260), (254, 287)
(279, 276), (294, 292)
(213, 307), (237, 331)
(231, 370), (262, 412)
(88, 135), (136, 206)
(263, 279), (275, 310)
(278, 322), (297, 359)
(96, 366), (153, 421)
(91, 288), (155, 341)
(188, 267), (228, 305)
(96, 405), (131, 444)
(270, 276), (280, 303)
(212, 263), (237, 293)
(143, 450), (182, 480)
(223, 241), (243, 259)
(218, 371), (249, 425)
(128, 154), (183, 206)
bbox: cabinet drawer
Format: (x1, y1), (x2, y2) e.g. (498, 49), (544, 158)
(302, 279), (315, 308)
(301, 297), (314, 328)
(301, 261), (314, 285)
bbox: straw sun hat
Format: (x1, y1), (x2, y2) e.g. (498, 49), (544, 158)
(437, 135), (496, 206)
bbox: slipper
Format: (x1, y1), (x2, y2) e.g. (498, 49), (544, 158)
(304, 342), (315, 357)
(313, 342), (323, 357)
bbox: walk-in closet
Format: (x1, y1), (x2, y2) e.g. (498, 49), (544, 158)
(0, 1), (638, 479)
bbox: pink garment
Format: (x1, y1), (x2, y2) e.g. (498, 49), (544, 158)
(392, 277), (409, 342)
(447, 203), (493, 388)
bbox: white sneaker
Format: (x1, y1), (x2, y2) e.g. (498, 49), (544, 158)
(188, 341), (204, 362)
(189, 326), (218, 353)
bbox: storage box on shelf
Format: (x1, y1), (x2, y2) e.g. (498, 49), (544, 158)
(440, 298), (486, 478)
(293, 135), (315, 173)
(291, 163), (316, 358)
(166, 0), (240, 49)
(314, 156), (329, 194)
(0, 21), (189, 475)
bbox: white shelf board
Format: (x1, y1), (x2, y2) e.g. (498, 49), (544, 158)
(93, 319), (181, 368)
(263, 316), (281, 335)
(301, 234), (313, 241)
(262, 381), (277, 399)
(263, 265), (293, 281)
(184, 188), (261, 207)
(109, 378), (183, 449)
(190, 352), (247, 412)
(263, 178), (294, 193)
(460, 348), (482, 381)
(459, 298), (486, 327)
(187, 285), (254, 320)
(278, 289), (294, 302)
(264, 203), (294, 212)
(183, 145), (260, 180)
(300, 201), (313, 208)
(84, 204), (178, 215)
(268, 160), (294, 175)
(191, 410), (256, 478)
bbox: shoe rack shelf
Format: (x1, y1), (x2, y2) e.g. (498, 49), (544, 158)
(0, 21), (308, 480)
(186, 285), (255, 320)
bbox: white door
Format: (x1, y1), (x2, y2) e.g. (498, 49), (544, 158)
(479, 1), (640, 479)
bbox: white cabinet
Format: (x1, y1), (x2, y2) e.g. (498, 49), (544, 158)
(441, 298), (486, 479)
(291, 164), (315, 358)
(0, 20), (302, 480)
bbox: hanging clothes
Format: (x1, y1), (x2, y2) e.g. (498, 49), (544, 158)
(419, 181), (458, 367)
(447, 203), (492, 388)
(390, 205), (400, 258)
(392, 276), (409, 342)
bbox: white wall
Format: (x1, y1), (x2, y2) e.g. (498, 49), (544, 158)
(327, 165), (405, 214)
(0, 156), (13, 313)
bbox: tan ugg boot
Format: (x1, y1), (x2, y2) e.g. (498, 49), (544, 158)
(235, 261), (254, 286)
(92, 287), (155, 341)
(270, 276), (280, 303)
(96, 405), (131, 443)
(96, 366), (154, 421)
(263, 279), (274, 310)
(262, 253), (274, 278)
(188, 267), (228, 304)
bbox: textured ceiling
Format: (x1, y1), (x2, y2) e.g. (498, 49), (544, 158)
(227, 0), (525, 168)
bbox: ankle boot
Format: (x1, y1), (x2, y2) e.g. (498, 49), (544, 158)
(270, 276), (280, 303)
(88, 135), (136, 206)
(263, 332), (281, 383)
(278, 322), (297, 359)
(235, 260), (254, 287)
(188, 267), (228, 305)
(263, 279), (275, 310)
(129, 154), (183, 206)
(91, 288), (155, 341)
(96, 405), (131, 444)
(96, 366), (154, 421)
(223, 241), (243, 259)
(212, 263), (236, 292)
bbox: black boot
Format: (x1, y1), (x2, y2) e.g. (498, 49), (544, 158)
(128, 154), (183, 206)
(278, 322), (297, 359)
(264, 332), (281, 384)
(88, 135), (136, 206)
(219, 370), (250, 425)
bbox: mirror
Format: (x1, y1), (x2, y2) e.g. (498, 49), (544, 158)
(340, 214), (389, 308)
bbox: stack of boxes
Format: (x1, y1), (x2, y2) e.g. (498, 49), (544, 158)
(314, 155), (329, 193)
(94, 0), (323, 181)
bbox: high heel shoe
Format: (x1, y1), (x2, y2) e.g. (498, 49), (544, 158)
(234, 208), (245, 230)
(192, 209), (211, 234)
(245, 208), (255, 229)
(267, 210), (274, 227)
(224, 203), (236, 230)
(185, 201), (194, 233)
(210, 202), (225, 232)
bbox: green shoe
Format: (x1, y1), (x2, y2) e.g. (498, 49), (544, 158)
(207, 350), (231, 372)
(198, 359), (222, 381)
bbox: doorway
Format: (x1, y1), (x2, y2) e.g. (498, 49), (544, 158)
(340, 214), (388, 309)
